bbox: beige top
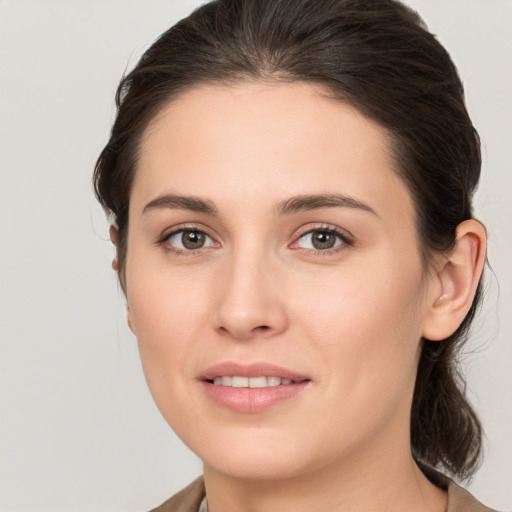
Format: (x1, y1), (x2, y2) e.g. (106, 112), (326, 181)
(150, 476), (498, 512)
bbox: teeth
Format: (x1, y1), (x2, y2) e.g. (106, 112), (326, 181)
(232, 376), (249, 388)
(267, 376), (281, 387)
(212, 376), (297, 387)
(249, 376), (267, 388)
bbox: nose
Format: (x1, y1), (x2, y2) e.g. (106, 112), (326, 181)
(212, 249), (288, 341)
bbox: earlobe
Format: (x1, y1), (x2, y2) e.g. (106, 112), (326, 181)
(109, 223), (119, 246)
(109, 224), (120, 271)
(422, 220), (486, 341)
(126, 305), (136, 335)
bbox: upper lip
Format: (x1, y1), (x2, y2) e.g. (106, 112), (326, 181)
(198, 361), (310, 382)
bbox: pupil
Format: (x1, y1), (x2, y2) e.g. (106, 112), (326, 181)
(312, 231), (335, 250)
(182, 230), (205, 249)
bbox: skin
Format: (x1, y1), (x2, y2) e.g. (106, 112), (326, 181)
(119, 81), (486, 512)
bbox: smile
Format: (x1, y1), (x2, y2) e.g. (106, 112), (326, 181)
(199, 362), (311, 413)
(211, 376), (296, 387)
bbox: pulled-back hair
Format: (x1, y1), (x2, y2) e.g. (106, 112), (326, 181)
(94, 0), (483, 480)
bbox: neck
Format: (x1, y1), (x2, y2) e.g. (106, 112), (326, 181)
(203, 438), (447, 512)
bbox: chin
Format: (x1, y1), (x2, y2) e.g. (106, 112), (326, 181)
(183, 425), (323, 482)
(205, 451), (307, 482)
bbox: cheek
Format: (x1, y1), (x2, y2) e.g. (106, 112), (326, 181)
(129, 278), (207, 340)
(126, 234), (212, 337)
(294, 252), (427, 400)
(296, 252), (425, 339)
(285, 262), (426, 462)
(124, 253), (213, 409)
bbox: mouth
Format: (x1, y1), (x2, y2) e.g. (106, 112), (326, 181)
(209, 376), (302, 387)
(199, 362), (311, 413)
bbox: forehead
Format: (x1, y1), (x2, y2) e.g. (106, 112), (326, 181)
(133, 81), (413, 222)
(140, 81), (389, 169)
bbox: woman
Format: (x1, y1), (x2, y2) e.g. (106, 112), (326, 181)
(94, 0), (496, 510)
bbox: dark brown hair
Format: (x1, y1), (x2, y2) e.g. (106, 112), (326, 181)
(94, 0), (483, 480)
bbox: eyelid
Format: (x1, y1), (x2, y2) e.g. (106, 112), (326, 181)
(157, 222), (215, 241)
(157, 223), (221, 253)
(289, 224), (355, 252)
(155, 222), (354, 255)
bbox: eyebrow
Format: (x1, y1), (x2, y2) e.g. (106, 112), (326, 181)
(276, 193), (378, 217)
(143, 194), (218, 215)
(142, 193), (377, 217)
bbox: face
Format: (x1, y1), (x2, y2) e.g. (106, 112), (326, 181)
(125, 82), (434, 481)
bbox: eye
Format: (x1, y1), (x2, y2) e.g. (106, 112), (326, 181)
(295, 228), (348, 251)
(165, 229), (216, 251)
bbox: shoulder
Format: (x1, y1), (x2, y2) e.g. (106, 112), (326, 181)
(420, 463), (499, 512)
(447, 481), (499, 512)
(149, 477), (205, 512)
(148, 475), (500, 512)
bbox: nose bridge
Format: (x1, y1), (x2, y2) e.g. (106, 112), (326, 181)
(213, 240), (287, 340)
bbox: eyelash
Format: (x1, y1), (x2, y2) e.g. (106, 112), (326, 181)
(291, 225), (354, 257)
(157, 224), (218, 256)
(157, 224), (354, 256)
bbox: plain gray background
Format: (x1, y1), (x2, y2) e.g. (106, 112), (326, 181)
(0, 1), (511, 511)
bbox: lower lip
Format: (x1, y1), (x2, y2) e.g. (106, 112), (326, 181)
(200, 381), (309, 413)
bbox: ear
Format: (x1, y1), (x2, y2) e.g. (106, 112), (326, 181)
(126, 304), (137, 335)
(422, 220), (486, 341)
(109, 224), (120, 271)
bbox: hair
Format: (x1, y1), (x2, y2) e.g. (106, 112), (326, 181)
(94, 0), (483, 480)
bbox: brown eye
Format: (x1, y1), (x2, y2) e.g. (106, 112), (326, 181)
(181, 230), (205, 249)
(165, 229), (215, 251)
(311, 231), (336, 249)
(296, 229), (345, 251)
